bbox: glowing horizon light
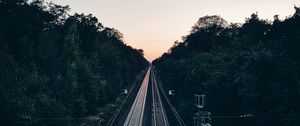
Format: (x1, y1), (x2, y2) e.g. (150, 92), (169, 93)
(45, 0), (299, 61)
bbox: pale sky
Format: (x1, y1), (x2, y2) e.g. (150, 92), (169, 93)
(45, 0), (298, 61)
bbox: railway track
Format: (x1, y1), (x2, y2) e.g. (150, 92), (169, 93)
(123, 68), (151, 126)
(151, 68), (169, 126)
(119, 66), (185, 126)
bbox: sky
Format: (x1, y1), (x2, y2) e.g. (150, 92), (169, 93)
(45, 0), (298, 61)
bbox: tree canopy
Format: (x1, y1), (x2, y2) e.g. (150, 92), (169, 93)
(0, 0), (148, 125)
(153, 7), (300, 126)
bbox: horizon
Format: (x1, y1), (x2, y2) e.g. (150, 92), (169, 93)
(45, 0), (298, 61)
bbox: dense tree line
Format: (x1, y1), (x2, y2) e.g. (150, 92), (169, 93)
(153, 7), (300, 126)
(0, 0), (148, 125)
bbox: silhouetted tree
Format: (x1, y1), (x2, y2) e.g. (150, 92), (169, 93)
(153, 7), (300, 126)
(0, 0), (148, 125)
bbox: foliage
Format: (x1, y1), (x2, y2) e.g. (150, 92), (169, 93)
(0, 0), (148, 125)
(153, 9), (300, 126)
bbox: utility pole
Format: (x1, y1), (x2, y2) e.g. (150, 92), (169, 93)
(194, 94), (211, 126)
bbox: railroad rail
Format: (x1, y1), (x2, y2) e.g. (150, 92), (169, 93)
(123, 68), (151, 126)
(151, 68), (169, 126)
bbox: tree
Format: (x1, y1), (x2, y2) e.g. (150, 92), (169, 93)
(0, 1), (149, 125)
(153, 9), (300, 126)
